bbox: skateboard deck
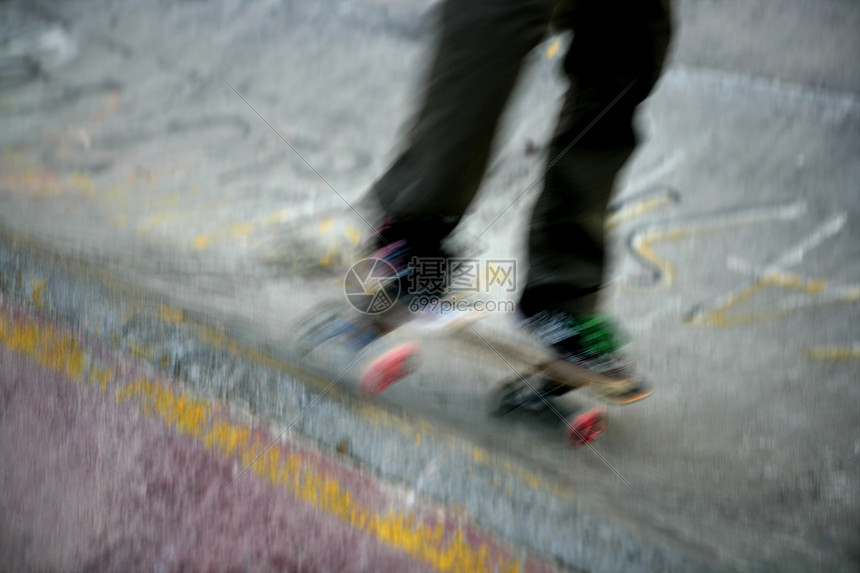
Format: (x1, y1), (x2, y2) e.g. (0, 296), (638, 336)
(438, 314), (653, 403)
(295, 302), (652, 447)
(422, 312), (652, 446)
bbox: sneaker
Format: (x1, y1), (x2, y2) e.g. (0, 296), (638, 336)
(358, 216), (457, 328)
(520, 309), (639, 388)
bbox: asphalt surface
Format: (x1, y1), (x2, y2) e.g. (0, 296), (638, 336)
(1, 0), (858, 571)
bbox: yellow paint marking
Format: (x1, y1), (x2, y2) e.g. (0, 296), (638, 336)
(320, 217), (334, 233)
(1, 305), (121, 396)
(632, 228), (691, 286)
(117, 378), (523, 573)
(191, 209), (291, 251)
(263, 209), (290, 225)
(32, 280), (46, 312)
(472, 447), (540, 491)
(193, 235), (210, 250)
(546, 38), (560, 60)
(231, 222), (254, 238)
(319, 245), (344, 268)
(127, 342), (155, 361)
(689, 272), (838, 327)
(136, 212), (175, 234)
(763, 272), (826, 293)
(0, 308), (87, 383)
(148, 302), (576, 502)
(159, 304), (184, 324)
(132, 197), (194, 234)
(88, 365), (115, 394)
(806, 344), (860, 361)
(627, 203), (806, 289)
(606, 194), (675, 231)
(345, 224), (362, 246)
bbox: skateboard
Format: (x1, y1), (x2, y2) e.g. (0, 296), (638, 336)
(439, 318), (653, 447)
(294, 301), (652, 447)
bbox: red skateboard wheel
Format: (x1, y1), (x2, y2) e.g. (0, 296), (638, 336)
(566, 407), (608, 447)
(360, 343), (421, 395)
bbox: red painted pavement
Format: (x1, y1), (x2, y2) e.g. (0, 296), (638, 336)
(0, 343), (436, 572)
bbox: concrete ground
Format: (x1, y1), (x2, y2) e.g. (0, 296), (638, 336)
(1, 0), (858, 571)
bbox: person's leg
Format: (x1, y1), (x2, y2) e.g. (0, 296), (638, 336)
(520, 0), (672, 317)
(369, 0), (555, 230)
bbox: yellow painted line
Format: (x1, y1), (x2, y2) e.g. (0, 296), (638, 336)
(606, 193), (675, 231)
(625, 203), (806, 289)
(0, 150), (206, 232)
(32, 279), (46, 312)
(0, 307), (116, 394)
(136, 212), (177, 235)
(0, 308), (88, 382)
(472, 447), (541, 491)
(0, 305), (525, 573)
(631, 228), (691, 286)
(763, 271), (827, 292)
(262, 208), (290, 226)
(545, 38), (560, 60)
(806, 344), (860, 361)
(345, 224), (362, 246)
(688, 272), (834, 327)
(153, 302), (575, 503)
(158, 304), (184, 324)
(155, 301), (573, 506)
(116, 378), (524, 573)
(191, 209), (291, 251)
(192, 234), (210, 250)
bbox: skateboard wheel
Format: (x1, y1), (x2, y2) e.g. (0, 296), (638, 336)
(566, 407), (607, 447)
(488, 377), (522, 416)
(489, 375), (554, 415)
(360, 343), (421, 395)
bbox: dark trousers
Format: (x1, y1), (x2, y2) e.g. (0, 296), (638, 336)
(369, 0), (672, 314)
